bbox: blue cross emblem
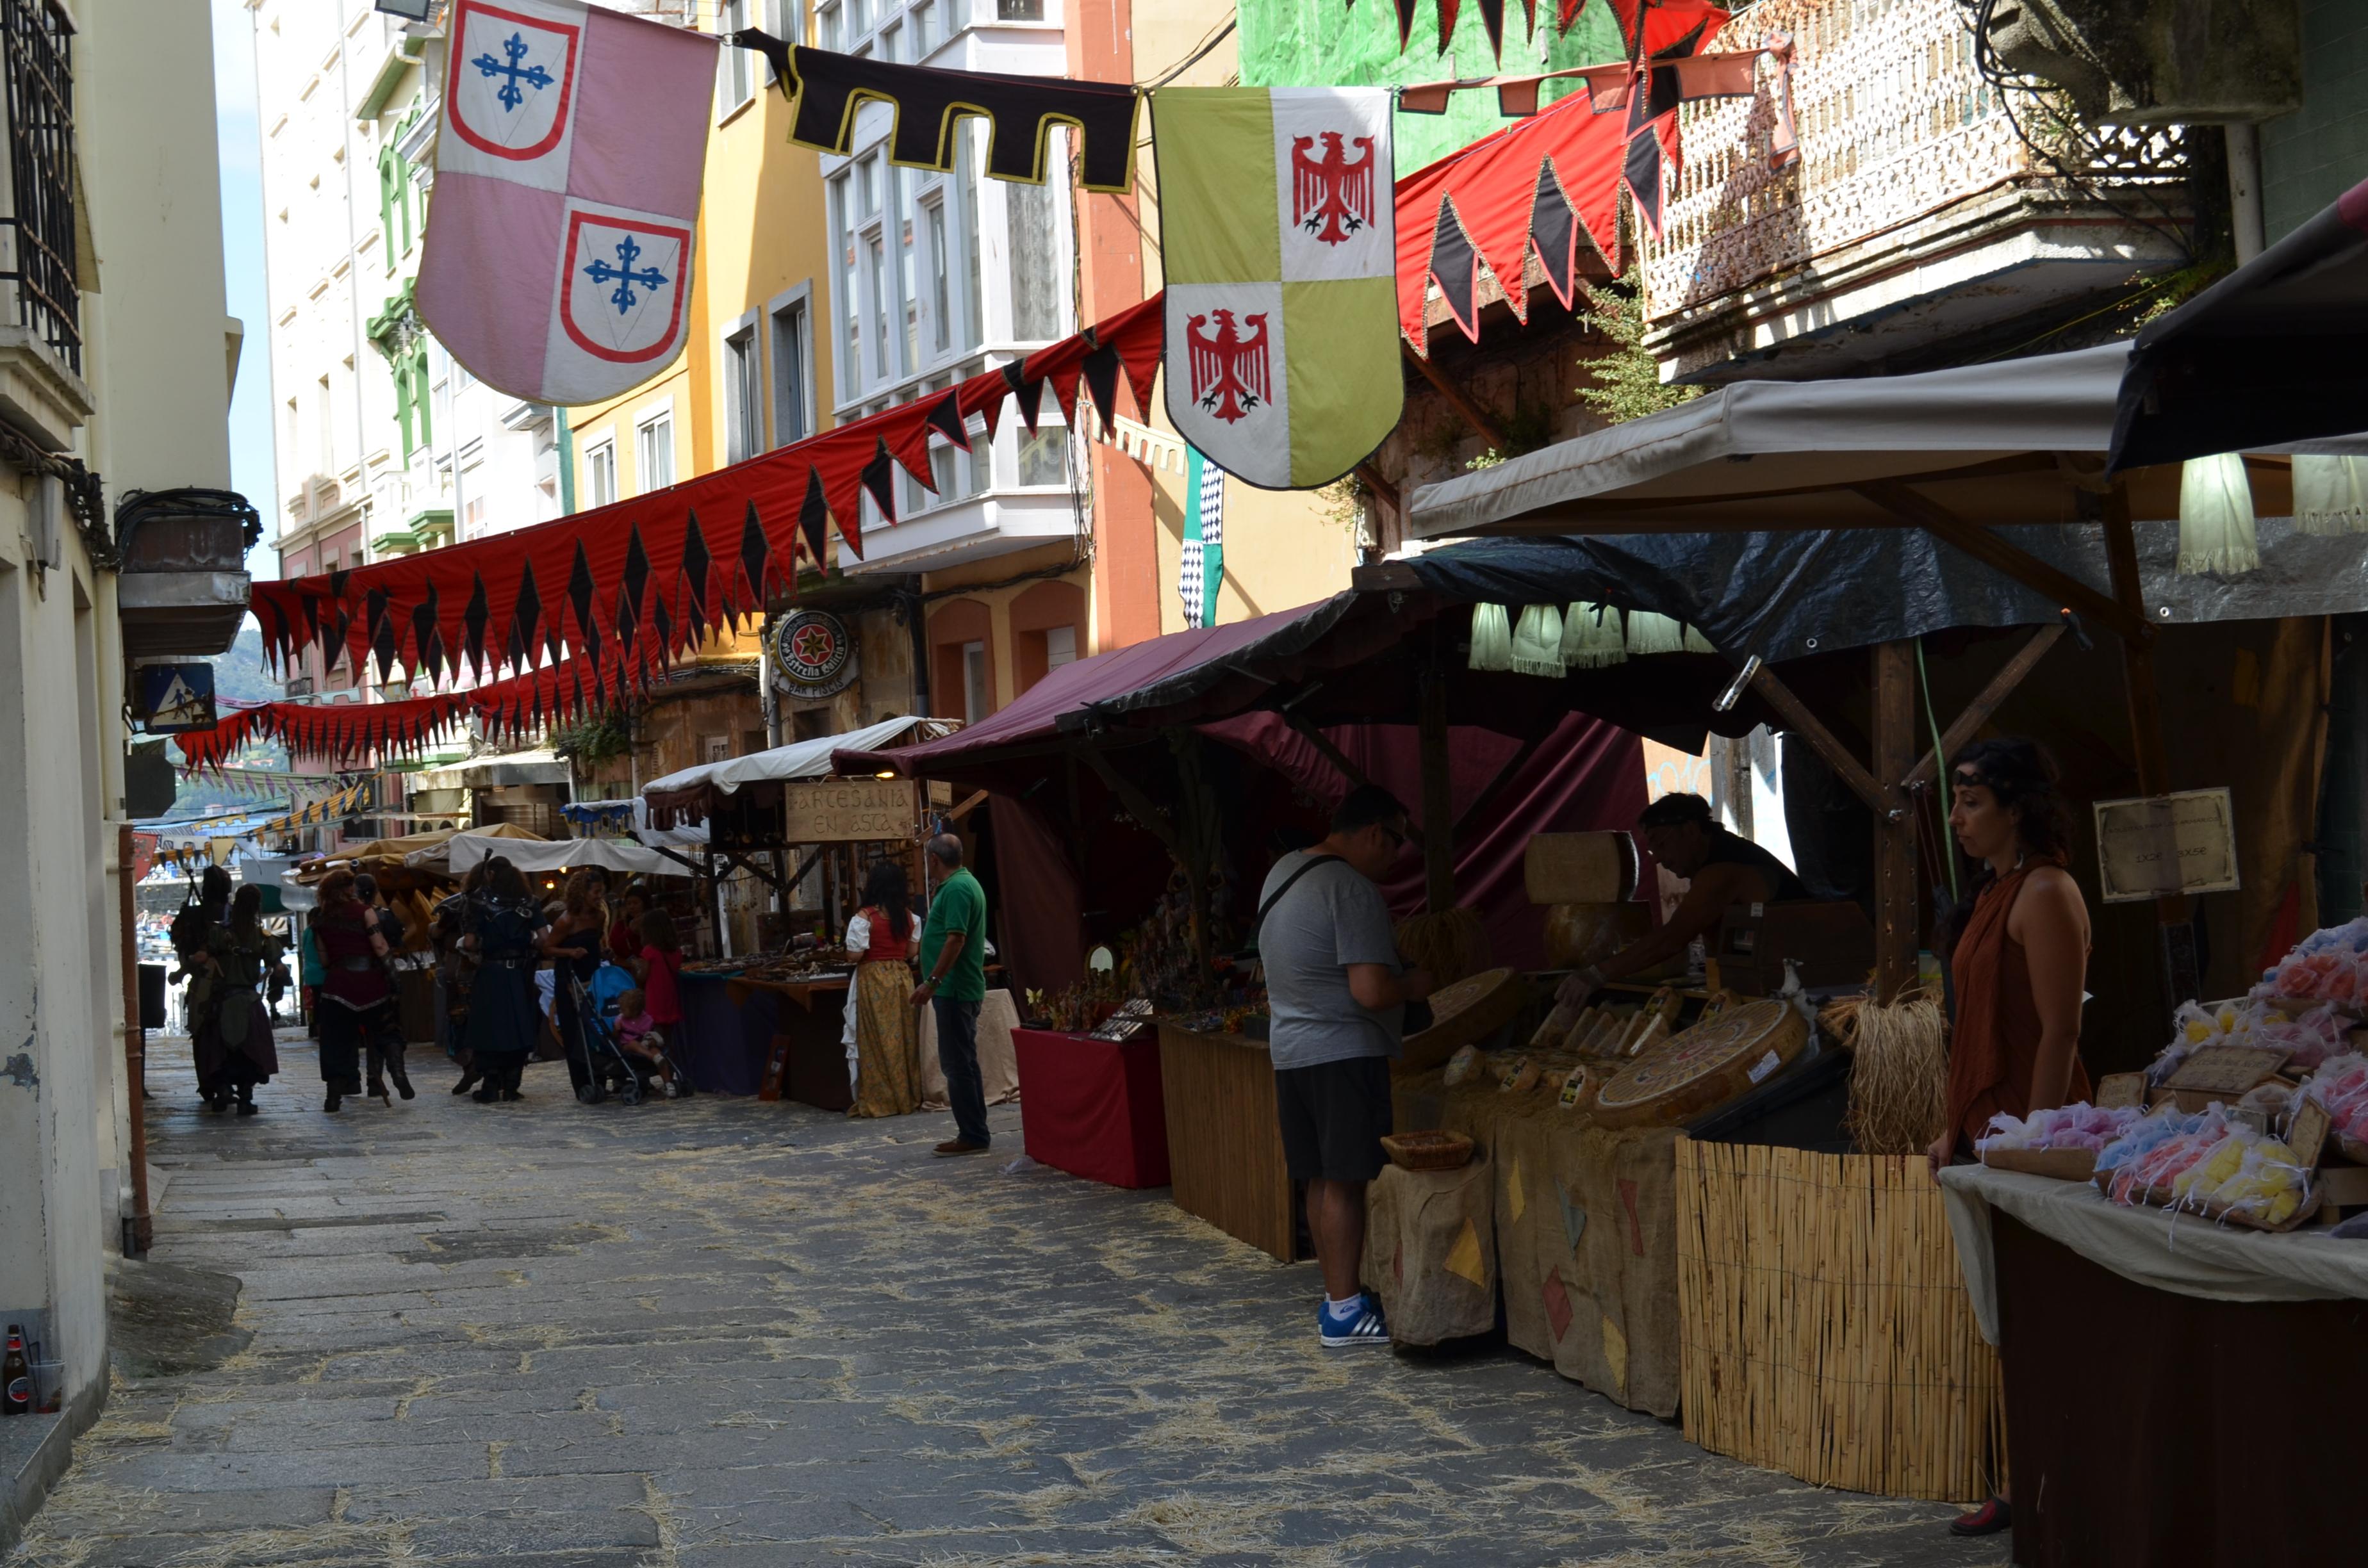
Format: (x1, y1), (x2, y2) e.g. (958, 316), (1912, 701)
(472, 31), (554, 113)
(584, 235), (670, 316)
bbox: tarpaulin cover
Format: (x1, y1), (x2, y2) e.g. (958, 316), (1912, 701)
(645, 714), (956, 826)
(2112, 174), (2368, 471)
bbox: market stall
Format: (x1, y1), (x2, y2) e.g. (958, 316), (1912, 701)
(1012, 1022), (1170, 1189)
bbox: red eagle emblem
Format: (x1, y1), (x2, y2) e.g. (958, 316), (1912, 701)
(1291, 131), (1376, 245)
(1186, 309), (1271, 425)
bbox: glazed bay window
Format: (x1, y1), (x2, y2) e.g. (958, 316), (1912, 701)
(636, 409), (674, 493)
(770, 297), (810, 446)
(584, 440), (618, 509)
(725, 324), (763, 463)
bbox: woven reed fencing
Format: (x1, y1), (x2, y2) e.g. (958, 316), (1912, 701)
(1675, 1138), (2003, 1501)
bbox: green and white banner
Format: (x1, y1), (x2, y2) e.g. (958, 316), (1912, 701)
(1153, 87), (1402, 491)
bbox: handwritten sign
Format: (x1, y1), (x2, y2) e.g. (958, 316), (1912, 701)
(2093, 788), (2239, 903)
(780, 778), (921, 844)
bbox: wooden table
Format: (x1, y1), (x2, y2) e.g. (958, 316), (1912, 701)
(727, 972), (854, 1110)
(1158, 1023), (1299, 1261)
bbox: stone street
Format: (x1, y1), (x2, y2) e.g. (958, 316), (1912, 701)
(11, 1040), (2010, 1568)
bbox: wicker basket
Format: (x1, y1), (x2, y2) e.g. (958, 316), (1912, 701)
(1381, 1130), (1475, 1172)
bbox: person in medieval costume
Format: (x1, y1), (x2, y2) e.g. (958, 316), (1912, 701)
(841, 858), (922, 1118)
(172, 866), (235, 1109)
(193, 885), (285, 1116)
(432, 861), (488, 1095)
(458, 857), (549, 1104)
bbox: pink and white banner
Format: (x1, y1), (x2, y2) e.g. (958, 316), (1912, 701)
(417, 0), (716, 405)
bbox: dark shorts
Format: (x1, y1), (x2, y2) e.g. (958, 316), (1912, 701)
(1274, 1054), (1394, 1183)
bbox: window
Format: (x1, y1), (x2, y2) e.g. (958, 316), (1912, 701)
(923, 198), (951, 352)
(702, 733), (731, 763)
(636, 410), (674, 492)
(880, 19), (899, 62)
(717, 0), (753, 110)
(898, 187), (920, 371)
(584, 440), (618, 508)
(769, 296), (810, 445)
(818, 0), (841, 49)
(725, 327), (762, 462)
(997, 0), (1042, 17)
(1018, 425), (1067, 486)
(912, 0), (934, 56)
(865, 234), (889, 379)
(2, 0), (79, 372)
(962, 641), (988, 723)
(1007, 175), (1060, 339)
(1046, 626), (1076, 667)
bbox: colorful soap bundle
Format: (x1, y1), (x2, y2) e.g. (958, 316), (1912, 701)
(2249, 1002), (2351, 1072)
(2258, 916), (2368, 1006)
(2299, 1052), (2368, 1144)
(2100, 1106), (2230, 1199)
(1977, 1102), (2142, 1155)
(2170, 1125), (2310, 1227)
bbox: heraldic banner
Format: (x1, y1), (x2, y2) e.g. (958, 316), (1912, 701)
(1153, 88), (1401, 491)
(416, 0), (717, 405)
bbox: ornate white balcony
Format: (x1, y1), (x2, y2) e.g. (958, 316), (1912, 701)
(1640, 0), (2191, 384)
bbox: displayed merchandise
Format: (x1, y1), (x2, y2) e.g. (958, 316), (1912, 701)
(1153, 87), (1401, 490)
(417, 0), (718, 405)
(1590, 998), (1807, 1129)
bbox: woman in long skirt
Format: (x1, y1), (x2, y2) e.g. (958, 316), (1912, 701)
(193, 885), (284, 1116)
(841, 860), (921, 1117)
(459, 858), (549, 1103)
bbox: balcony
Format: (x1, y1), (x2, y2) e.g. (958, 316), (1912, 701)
(115, 489), (259, 658)
(1639, 0), (2192, 384)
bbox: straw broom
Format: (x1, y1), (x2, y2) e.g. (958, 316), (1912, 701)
(1824, 988), (1949, 1157)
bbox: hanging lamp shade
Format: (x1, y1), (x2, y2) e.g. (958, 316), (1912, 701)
(1468, 603), (1515, 671)
(1625, 609), (1687, 655)
(1560, 602), (1627, 669)
(2176, 452), (2260, 575)
(1508, 604), (1567, 678)
(2292, 453), (2368, 537)
(1682, 623), (1716, 653)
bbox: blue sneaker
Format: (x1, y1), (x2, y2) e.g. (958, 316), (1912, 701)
(1319, 1294), (1390, 1348)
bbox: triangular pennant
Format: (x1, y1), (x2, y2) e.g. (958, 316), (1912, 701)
(679, 509), (713, 630)
(881, 405), (937, 493)
(1529, 156), (1583, 311)
(797, 469), (829, 569)
(1395, 0), (1419, 51)
(410, 582), (443, 683)
(652, 594), (675, 667)
(462, 572), (491, 678)
(566, 541), (600, 667)
(739, 498), (773, 608)
(620, 523), (652, 635)
(511, 560), (543, 671)
(1002, 361), (1047, 434)
(1438, 0), (1461, 53)
(614, 579), (637, 657)
(925, 389), (967, 450)
(1478, 0), (1504, 58)
(1080, 342), (1124, 429)
(1429, 197), (1483, 343)
(859, 439), (898, 524)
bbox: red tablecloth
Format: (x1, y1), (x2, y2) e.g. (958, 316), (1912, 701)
(1012, 1027), (1171, 1188)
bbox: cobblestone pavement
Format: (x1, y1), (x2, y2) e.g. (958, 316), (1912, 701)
(13, 1039), (2010, 1568)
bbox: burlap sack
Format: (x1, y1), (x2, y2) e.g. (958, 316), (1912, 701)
(1361, 1150), (1497, 1345)
(1428, 1070), (1682, 1417)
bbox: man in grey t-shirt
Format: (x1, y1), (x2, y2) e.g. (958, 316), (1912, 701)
(1256, 785), (1435, 1348)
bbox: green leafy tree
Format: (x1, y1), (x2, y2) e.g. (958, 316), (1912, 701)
(1575, 274), (1700, 425)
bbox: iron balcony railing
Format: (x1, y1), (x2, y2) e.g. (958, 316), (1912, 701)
(0, 0), (76, 376)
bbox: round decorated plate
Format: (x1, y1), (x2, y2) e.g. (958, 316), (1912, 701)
(1590, 999), (1807, 1129)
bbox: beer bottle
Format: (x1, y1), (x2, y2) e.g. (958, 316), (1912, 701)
(1, 1327), (28, 1416)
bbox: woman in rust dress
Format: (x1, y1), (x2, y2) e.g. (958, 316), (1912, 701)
(1928, 736), (2093, 1539)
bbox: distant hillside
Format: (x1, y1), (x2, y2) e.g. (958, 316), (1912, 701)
(211, 619), (280, 704)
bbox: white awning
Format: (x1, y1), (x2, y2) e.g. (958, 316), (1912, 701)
(641, 714), (958, 800)
(410, 831), (692, 878)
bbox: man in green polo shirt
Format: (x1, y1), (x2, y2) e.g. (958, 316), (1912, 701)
(910, 833), (991, 1155)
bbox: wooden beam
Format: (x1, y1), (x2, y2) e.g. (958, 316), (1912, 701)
(1418, 668), (1456, 912)
(1354, 462), (1401, 517)
(944, 789), (989, 823)
(1850, 479), (2151, 642)
(1903, 622), (2067, 790)
(1745, 662), (1885, 813)
(1871, 641), (1919, 1002)
(1403, 341), (1512, 449)
(1282, 708), (1375, 794)
(1076, 744), (1180, 854)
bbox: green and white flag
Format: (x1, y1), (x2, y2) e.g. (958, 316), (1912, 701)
(1153, 87), (1402, 491)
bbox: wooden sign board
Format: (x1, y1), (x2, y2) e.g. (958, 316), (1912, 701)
(2093, 788), (2240, 903)
(2164, 1043), (2289, 1097)
(2095, 1072), (2148, 1109)
(2289, 1098), (2331, 1170)
(780, 778), (922, 844)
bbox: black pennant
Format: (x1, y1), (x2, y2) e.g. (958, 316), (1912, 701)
(1530, 156), (1582, 311)
(859, 439), (897, 525)
(411, 582), (443, 683)
(739, 498), (773, 608)
(620, 523), (651, 634)
(368, 588), (397, 681)
(797, 469), (828, 569)
(566, 542), (600, 668)
(1394, 0), (1418, 50)
(1001, 361), (1047, 433)
(299, 593), (320, 648)
(1478, 0), (1504, 58)
(652, 594), (675, 666)
(463, 573), (491, 678)
(679, 509), (712, 630)
(1429, 197), (1481, 342)
(512, 560), (543, 671)
(925, 389), (967, 449)
(1081, 343), (1123, 428)
(265, 598), (292, 665)
(613, 580), (637, 657)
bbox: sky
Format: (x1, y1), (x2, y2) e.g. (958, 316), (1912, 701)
(213, 0), (276, 583)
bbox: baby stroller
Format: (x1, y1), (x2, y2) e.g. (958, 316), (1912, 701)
(565, 963), (691, 1104)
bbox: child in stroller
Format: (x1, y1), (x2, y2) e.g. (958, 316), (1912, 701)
(568, 965), (690, 1103)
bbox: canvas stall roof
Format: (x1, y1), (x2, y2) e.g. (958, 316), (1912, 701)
(411, 830), (690, 878)
(836, 595), (1417, 778)
(643, 714), (956, 807)
(564, 797), (709, 849)
(2114, 176), (2368, 471)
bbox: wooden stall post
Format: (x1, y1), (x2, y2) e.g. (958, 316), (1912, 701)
(2103, 481), (2201, 1004)
(1418, 666), (1456, 913)
(1872, 642), (1920, 1002)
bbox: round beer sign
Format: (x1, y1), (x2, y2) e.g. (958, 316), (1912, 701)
(769, 608), (859, 699)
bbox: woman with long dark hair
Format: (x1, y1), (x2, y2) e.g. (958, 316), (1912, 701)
(544, 869), (607, 1103)
(193, 885), (284, 1116)
(1930, 738), (2093, 1546)
(310, 870), (393, 1113)
(460, 857), (548, 1103)
(841, 858), (922, 1116)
